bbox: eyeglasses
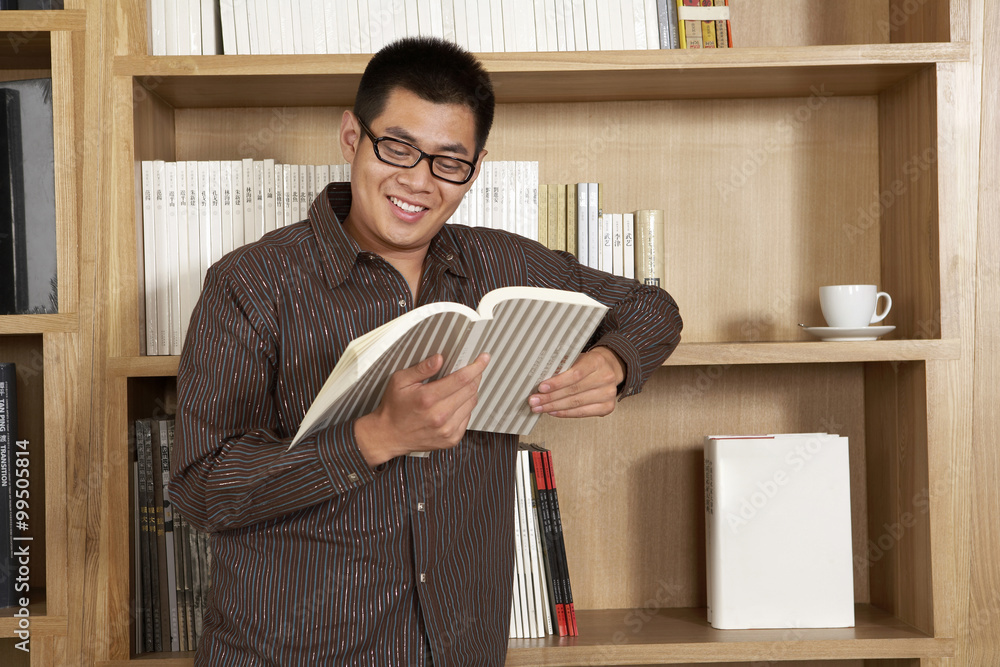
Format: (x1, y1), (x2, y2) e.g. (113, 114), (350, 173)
(355, 116), (479, 185)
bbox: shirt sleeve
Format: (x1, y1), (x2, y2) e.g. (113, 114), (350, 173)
(170, 265), (378, 533)
(521, 240), (683, 397)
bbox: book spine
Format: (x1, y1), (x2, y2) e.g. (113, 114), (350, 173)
(135, 420), (154, 651)
(140, 161), (157, 355)
(152, 160), (170, 357)
(714, 0), (731, 47)
(565, 181), (577, 257)
(175, 164), (191, 348)
(536, 184), (548, 247)
(512, 447), (532, 636)
(700, 0), (717, 48)
(0, 364), (16, 607)
(533, 447), (567, 635)
(526, 449), (554, 634)
(521, 450), (548, 635)
(230, 160), (245, 249)
(633, 209), (666, 287)
(164, 163), (181, 355)
(185, 162), (201, 317)
(623, 212), (635, 280)
(545, 449), (578, 635)
(704, 437), (716, 624)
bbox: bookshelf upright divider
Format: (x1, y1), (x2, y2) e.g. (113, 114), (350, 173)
(97, 0), (967, 664)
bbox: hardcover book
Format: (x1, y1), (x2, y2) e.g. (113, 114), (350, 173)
(704, 433), (855, 629)
(0, 363), (17, 608)
(290, 286), (608, 447)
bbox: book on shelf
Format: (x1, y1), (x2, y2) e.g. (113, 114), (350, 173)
(134, 416), (212, 654)
(290, 286), (608, 448)
(0, 363), (17, 608)
(677, 0), (731, 48)
(704, 433), (855, 630)
(633, 209), (666, 287)
(0, 78), (57, 316)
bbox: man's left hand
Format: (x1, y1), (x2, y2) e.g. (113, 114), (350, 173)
(527, 346), (625, 418)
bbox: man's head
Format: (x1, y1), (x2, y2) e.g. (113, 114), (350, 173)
(353, 37), (495, 155)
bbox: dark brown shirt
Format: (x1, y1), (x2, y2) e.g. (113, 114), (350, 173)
(172, 182), (682, 666)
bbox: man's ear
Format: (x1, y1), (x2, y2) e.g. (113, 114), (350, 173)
(340, 110), (361, 164)
(468, 149), (488, 184)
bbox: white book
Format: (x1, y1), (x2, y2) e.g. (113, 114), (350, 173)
(571, 0), (587, 50)
(453, 0), (468, 48)
(234, 0), (252, 54)
(201, 0), (221, 54)
(298, 164), (309, 218)
(188, 0), (203, 54)
(174, 0), (191, 55)
(299, 0), (316, 53)
(429, 0), (444, 37)
(289, 286), (608, 446)
(231, 161), (245, 249)
(311, 0), (329, 54)
(576, 183), (588, 264)
(501, 0), (517, 52)
(306, 164), (316, 212)
(532, 0), (548, 51)
(282, 164), (293, 226)
(264, 0), (284, 54)
(518, 0), (538, 51)
(253, 161), (265, 241)
(441, 0), (456, 43)
(150, 0), (167, 56)
(219, 0), (238, 54)
(333, 0), (351, 52)
(596, 0), (614, 50)
(562, 0), (575, 50)
(553, 0), (566, 50)
(496, 162), (509, 232)
(633, 208), (665, 287)
(518, 450), (545, 636)
(140, 161), (158, 355)
(513, 161), (525, 237)
(600, 214), (613, 273)
(346, 0), (362, 52)
(209, 162), (223, 267)
(274, 163), (285, 228)
(584, 0), (600, 49)
(528, 162), (539, 242)
(415, 0), (433, 35)
(634, 0), (648, 48)
(241, 159), (255, 244)
(489, 0), (504, 50)
(644, 0), (659, 48)
(358, 0), (372, 51)
(316, 164), (330, 195)
(164, 0), (179, 55)
(608, 0), (624, 49)
(185, 162), (201, 306)
(221, 161), (234, 256)
(251, 0), (270, 53)
(704, 434), (855, 629)
(523, 450), (548, 636)
(263, 158), (276, 235)
(289, 0), (304, 54)
(623, 212), (635, 279)
(290, 164), (301, 223)
(477, 0), (493, 51)
(587, 183), (600, 269)
(403, 0), (420, 39)
(620, 0), (637, 50)
(513, 451), (532, 636)
(152, 160), (170, 355)
(175, 164), (192, 348)
(278, 0), (295, 54)
(511, 541), (523, 638)
(612, 213), (624, 277)
(483, 162), (496, 229)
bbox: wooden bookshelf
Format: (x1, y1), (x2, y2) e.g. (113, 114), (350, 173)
(80, 0), (983, 665)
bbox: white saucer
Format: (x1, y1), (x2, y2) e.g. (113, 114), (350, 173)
(802, 325), (895, 342)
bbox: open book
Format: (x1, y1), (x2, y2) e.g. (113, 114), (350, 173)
(289, 286), (608, 447)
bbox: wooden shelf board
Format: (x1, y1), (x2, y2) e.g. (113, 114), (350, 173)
(505, 605), (953, 665)
(0, 595), (67, 638)
(0, 9), (87, 69)
(664, 338), (961, 366)
(115, 43), (969, 108)
(108, 355), (180, 378)
(0, 313), (78, 335)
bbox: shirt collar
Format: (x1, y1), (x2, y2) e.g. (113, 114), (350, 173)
(309, 181), (469, 289)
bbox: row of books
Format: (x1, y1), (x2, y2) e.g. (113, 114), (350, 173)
(133, 416), (212, 654)
(704, 433), (854, 630)
(138, 160), (352, 356)
(149, 0), (733, 56)
(0, 77), (58, 316)
(511, 443), (578, 638)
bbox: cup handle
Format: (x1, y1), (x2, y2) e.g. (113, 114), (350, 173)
(870, 292), (892, 324)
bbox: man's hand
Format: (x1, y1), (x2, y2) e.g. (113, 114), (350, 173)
(528, 346), (625, 418)
(354, 353), (490, 467)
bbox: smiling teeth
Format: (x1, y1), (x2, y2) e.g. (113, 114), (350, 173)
(390, 196), (426, 213)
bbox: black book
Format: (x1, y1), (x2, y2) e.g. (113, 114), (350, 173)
(0, 78), (56, 315)
(0, 363), (17, 608)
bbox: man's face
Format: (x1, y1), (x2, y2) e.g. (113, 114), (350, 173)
(340, 87), (485, 262)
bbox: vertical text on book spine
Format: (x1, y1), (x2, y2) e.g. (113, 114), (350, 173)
(13, 439), (31, 652)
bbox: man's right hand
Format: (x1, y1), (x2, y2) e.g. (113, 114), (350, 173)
(354, 352), (490, 467)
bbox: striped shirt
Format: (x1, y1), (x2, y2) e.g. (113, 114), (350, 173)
(171, 182), (682, 666)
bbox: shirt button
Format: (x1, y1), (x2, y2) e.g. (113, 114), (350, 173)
(347, 472), (359, 483)
(398, 298), (406, 307)
(445, 253), (454, 260)
(417, 502), (425, 512)
(420, 573), (426, 583)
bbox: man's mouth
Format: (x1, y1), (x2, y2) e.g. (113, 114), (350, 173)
(389, 196), (427, 214)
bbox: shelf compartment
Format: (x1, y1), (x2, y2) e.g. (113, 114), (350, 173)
(505, 605), (952, 665)
(0, 9), (87, 69)
(115, 43), (969, 107)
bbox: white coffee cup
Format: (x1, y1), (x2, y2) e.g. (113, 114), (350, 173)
(819, 285), (892, 328)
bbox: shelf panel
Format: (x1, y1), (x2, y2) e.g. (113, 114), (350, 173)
(665, 338), (961, 366)
(0, 9), (87, 69)
(0, 313), (78, 334)
(106, 338), (959, 379)
(0, 594), (66, 638)
(505, 605), (953, 665)
(115, 43), (969, 108)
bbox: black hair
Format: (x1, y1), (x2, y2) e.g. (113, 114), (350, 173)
(354, 37), (495, 154)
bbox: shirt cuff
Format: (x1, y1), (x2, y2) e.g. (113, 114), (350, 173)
(590, 333), (644, 399)
(314, 421), (381, 493)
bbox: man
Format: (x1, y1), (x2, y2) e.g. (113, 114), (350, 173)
(171, 37), (682, 666)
